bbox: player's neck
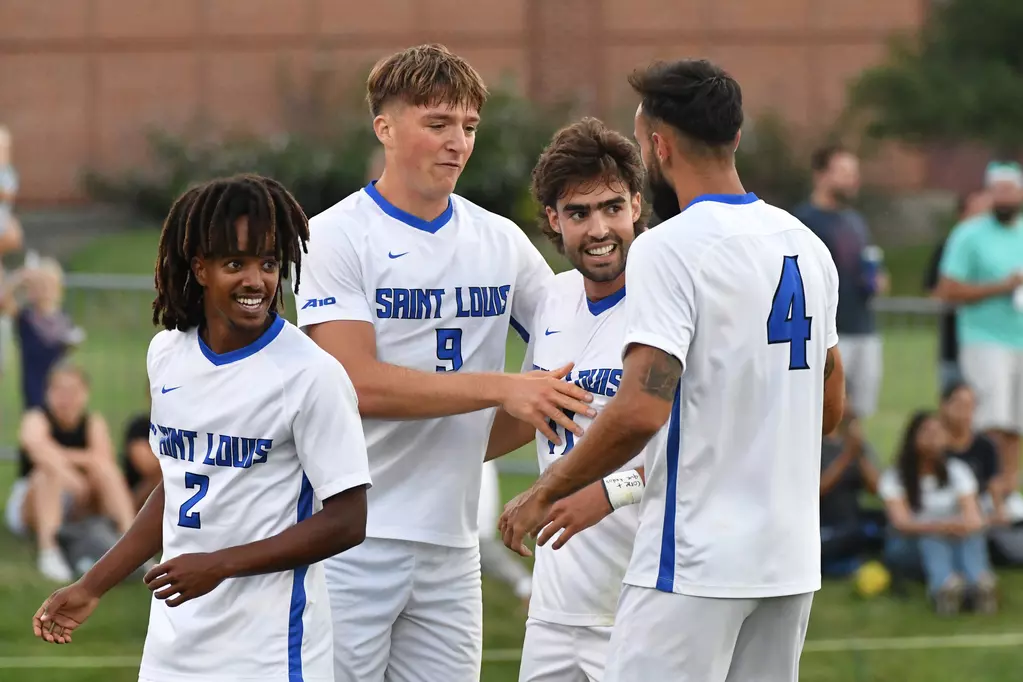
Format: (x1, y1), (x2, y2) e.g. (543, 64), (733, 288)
(811, 187), (838, 210)
(200, 314), (273, 355)
(584, 273), (625, 303)
(670, 167), (745, 211)
(374, 172), (450, 223)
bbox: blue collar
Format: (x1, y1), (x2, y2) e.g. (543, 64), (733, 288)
(684, 192), (759, 212)
(198, 313), (285, 366)
(586, 285), (626, 316)
(364, 181), (454, 234)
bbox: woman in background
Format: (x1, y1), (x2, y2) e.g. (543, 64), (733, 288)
(1, 256), (85, 411)
(880, 411), (996, 614)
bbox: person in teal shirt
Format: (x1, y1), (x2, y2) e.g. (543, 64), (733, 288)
(938, 161), (1023, 502)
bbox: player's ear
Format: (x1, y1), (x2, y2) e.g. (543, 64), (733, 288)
(545, 205), (561, 234)
(630, 192), (642, 219)
(373, 114), (392, 147)
(733, 129), (742, 153)
(652, 132), (669, 166)
(191, 256), (207, 287)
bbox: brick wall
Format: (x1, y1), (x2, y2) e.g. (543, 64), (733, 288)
(0, 0), (926, 205)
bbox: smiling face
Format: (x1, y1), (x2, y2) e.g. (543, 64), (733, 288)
(192, 215), (280, 339)
(547, 178), (642, 284)
(377, 102), (479, 201)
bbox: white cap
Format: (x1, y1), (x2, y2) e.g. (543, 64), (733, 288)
(984, 161), (1023, 188)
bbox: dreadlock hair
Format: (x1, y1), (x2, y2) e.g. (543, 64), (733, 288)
(152, 174), (310, 332)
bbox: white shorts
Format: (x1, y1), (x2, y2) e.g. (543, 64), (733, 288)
(478, 460), (501, 539)
(5, 476), (76, 537)
(519, 618), (613, 682)
(604, 585), (814, 682)
(960, 344), (1023, 434)
(325, 536), (482, 682)
(838, 334), (883, 418)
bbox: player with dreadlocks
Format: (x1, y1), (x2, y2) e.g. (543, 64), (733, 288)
(33, 174), (372, 682)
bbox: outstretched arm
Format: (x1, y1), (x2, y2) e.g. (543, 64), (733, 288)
(308, 321), (593, 444)
(530, 344), (678, 504)
(499, 344), (678, 556)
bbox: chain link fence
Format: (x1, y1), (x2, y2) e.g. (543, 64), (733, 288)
(0, 278), (946, 472)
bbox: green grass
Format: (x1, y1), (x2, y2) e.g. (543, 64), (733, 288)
(1, 229), (1021, 680)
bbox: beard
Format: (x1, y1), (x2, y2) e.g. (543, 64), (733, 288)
(830, 187), (857, 207)
(567, 233), (628, 283)
(992, 204), (1021, 225)
(646, 159), (681, 224)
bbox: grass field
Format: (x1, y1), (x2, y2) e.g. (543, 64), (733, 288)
(1, 230), (1021, 681)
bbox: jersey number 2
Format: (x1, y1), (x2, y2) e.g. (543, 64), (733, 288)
(767, 255), (812, 370)
(178, 472), (210, 529)
(436, 328), (464, 372)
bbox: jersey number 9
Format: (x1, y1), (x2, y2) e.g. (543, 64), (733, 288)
(767, 255), (812, 370)
(436, 328), (464, 372)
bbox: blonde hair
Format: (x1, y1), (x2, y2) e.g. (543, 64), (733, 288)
(366, 44), (488, 117)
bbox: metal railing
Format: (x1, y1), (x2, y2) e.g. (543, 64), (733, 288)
(1, 279), (947, 473)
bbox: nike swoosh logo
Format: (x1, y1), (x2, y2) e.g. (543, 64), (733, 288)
(544, 328), (560, 336)
(388, 252), (409, 259)
(161, 385), (181, 394)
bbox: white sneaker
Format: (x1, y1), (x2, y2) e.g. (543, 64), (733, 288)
(1005, 491), (1023, 524)
(38, 547), (73, 583)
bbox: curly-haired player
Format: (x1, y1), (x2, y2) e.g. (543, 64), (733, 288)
(33, 174), (372, 682)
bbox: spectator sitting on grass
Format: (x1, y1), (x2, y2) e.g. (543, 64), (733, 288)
(880, 411), (996, 615)
(122, 383), (160, 511)
(820, 405), (885, 575)
(941, 382), (1008, 524)
(0, 255), (85, 411)
(5, 362), (137, 582)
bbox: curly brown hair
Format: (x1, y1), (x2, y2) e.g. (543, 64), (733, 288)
(530, 118), (648, 253)
(366, 44), (489, 117)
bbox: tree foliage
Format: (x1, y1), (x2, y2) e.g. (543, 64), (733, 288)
(849, 0), (1023, 153)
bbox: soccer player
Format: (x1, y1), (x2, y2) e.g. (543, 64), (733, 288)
(32, 175), (372, 682)
(485, 117), (653, 681)
(295, 44), (595, 682)
(500, 59), (846, 682)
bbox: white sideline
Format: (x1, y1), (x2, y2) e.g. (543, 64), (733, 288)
(3, 632), (1023, 668)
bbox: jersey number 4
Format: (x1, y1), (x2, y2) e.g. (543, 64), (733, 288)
(178, 472), (210, 529)
(767, 255), (812, 370)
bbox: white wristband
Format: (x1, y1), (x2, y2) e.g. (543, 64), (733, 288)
(601, 470), (645, 510)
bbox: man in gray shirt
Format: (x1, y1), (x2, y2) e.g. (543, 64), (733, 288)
(794, 146), (888, 418)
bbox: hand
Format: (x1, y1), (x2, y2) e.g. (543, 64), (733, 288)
(1004, 272), (1023, 292)
(499, 487), (555, 558)
(944, 518), (982, 538)
(33, 581), (101, 644)
(499, 364), (595, 445)
(536, 481), (613, 550)
(144, 552), (227, 607)
(875, 271), (891, 295)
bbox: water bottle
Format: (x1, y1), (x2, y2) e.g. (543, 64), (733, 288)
(861, 245), (884, 294)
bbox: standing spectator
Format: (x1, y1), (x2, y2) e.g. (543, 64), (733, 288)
(794, 145), (888, 418)
(936, 161), (1023, 496)
(0, 257), (85, 410)
(925, 190), (991, 394)
(0, 125), (24, 380)
(880, 411), (995, 615)
(6, 363), (136, 582)
(820, 407), (885, 574)
(0, 124), (23, 265)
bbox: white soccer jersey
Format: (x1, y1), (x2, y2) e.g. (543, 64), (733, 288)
(525, 271), (655, 626)
(140, 315), (371, 682)
(296, 182), (553, 548)
(622, 193), (839, 600)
